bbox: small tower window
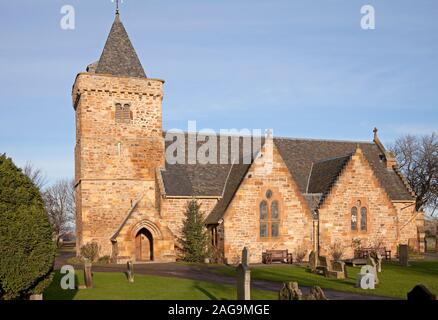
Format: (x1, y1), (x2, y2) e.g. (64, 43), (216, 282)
(115, 103), (132, 124)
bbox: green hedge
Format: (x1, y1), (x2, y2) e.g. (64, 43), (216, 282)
(0, 154), (56, 299)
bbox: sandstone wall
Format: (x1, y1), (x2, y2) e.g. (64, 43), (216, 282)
(161, 197), (219, 245)
(222, 142), (313, 264)
(73, 73), (165, 258)
(393, 202), (418, 247)
(318, 148), (401, 258)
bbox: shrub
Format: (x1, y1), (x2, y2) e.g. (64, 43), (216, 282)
(179, 200), (209, 263)
(0, 154), (56, 300)
(80, 242), (99, 263)
(97, 255), (111, 264)
(329, 241), (344, 261)
(352, 238), (362, 251)
(294, 245), (307, 263)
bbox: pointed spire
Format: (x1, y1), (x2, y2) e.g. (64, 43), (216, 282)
(95, 13), (146, 78)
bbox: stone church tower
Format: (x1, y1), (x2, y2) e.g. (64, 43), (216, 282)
(72, 12), (173, 261)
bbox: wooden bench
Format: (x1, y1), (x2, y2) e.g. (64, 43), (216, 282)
(354, 247), (391, 261)
(262, 250), (293, 264)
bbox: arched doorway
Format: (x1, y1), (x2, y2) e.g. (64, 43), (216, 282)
(135, 228), (154, 261)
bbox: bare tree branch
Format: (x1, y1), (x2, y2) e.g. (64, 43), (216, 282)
(22, 161), (47, 190)
(390, 132), (438, 217)
(42, 179), (75, 246)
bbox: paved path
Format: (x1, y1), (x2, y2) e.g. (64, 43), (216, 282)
(56, 251), (394, 300)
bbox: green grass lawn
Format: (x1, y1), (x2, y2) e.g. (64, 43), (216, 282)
(208, 260), (438, 299)
(44, 271), (277, 300)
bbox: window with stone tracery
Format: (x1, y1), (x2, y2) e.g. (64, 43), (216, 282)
(351, 199), (368, 232)
(259, 190), (281, 239)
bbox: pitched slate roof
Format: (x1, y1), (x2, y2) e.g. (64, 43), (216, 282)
(161, 135), (415, 225)
(162, 134), (413, 224)
(204, 162), (252, 224)
(306, 155), (352, 194)
(95, 13), (147, 78)
(274, 138), (413, 201)
(161, 133), (260, 198)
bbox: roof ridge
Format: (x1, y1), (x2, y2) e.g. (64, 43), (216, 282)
(163, 130), (374, 144)
(274, 136), (374, 144)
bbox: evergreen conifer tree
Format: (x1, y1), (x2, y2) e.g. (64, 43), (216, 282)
(179, 200), (209, 262)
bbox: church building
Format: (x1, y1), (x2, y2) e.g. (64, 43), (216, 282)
(73, 12), (424, 264)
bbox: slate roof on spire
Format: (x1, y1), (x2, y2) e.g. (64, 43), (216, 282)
(95, 13), (147, 78)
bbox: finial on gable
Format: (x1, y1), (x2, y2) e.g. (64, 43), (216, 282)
(373, 127), (378, 141)
(372, 127), (397, 169)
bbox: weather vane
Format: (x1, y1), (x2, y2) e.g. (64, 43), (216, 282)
(111, 0), (124, 14)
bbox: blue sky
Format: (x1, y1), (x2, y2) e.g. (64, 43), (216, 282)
(0, 0), (437, 183)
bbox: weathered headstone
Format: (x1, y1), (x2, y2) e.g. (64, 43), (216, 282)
(332, 260), (348, 279)
(242, 247), (249, 267)
(279, 282), (303, 300)
(279, 282), (328, 300)
(308, 251), (317, 273)
(84, 262), (93, 288)
(307, 286), (328, 300)
(407, 285), (437, 301)
(127, 261), (134, 283)
(366, 256), (379, 284)
(236, 247), (251, 300)
(399, 244), (409, 267)
(236, 264), (251, 300)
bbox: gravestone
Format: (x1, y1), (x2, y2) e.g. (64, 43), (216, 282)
(126, 261), (134, 283)
(366, 256), (379, 284)
(332, 260), (348, 279)
(242, 247), (249, 267)
(307, 286), (328, 300)
(84, 262), (93, 288)
(236, 247), (251, 300)
(279, 282), (303, 300)
(407, 285), (437, 301)
(308, 251), (317, 273)
(29, 294), (43, 300)
(399, 244), (409, 267)
(279, 282), (328, 300)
